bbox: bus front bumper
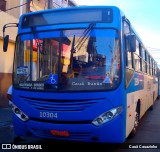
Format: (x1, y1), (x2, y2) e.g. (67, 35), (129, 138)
(12, 113), (125, 143)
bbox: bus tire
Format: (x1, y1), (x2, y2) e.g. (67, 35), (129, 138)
(128, 105), (140, 138)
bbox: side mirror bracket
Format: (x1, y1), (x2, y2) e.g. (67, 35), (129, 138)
(2, 23), (18, 52)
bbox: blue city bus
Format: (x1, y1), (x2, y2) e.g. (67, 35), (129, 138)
(3, 6), (159, 143)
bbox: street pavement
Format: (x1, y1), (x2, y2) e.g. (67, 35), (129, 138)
(0, 107), (14, 143)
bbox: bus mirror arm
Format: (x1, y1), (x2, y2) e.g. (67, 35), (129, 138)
(2, 23), (18, 52)
(127, 35), (136, 52)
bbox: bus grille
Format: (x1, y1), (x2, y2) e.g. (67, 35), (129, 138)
(30, 128), (91, 140)
(21, 96), (101, 112)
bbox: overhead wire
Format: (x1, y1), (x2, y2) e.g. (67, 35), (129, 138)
(0, 1), (29, 12)
(146, 46), (160, 52)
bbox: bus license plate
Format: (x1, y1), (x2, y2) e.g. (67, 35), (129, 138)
(51, 130), (70, 137)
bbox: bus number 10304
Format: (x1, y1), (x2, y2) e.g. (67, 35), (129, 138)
(40, 112), (58, 118)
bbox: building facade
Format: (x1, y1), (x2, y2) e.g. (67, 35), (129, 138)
(0, 0), (20, 107)
(0, 0), (77, 107)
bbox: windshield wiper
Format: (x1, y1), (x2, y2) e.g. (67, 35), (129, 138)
(69, 23), (96, 71)
(74, 23), (96, 52)
(31, 27), (45, 54)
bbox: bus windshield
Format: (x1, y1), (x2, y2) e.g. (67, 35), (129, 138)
(13, 28), (121, 91)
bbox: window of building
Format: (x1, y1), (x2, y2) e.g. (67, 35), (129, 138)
(0, 0), (6, 11)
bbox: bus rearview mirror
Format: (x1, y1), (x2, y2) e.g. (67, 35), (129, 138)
(3, 35), (9, 52)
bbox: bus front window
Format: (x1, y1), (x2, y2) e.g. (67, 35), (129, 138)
(13, 29), (121, 91)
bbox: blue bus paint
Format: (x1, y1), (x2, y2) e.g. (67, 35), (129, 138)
(6, 6), (158, 143)
(127, 72), (144, 93)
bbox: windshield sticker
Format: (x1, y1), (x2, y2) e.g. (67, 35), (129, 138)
(17, 66), (28, 76)
(46, 74), (58, 84)
(19, 82), (44, 90)
(103, 75), (112, 84)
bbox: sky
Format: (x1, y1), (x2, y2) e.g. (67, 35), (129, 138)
(75, 0), (160, 65)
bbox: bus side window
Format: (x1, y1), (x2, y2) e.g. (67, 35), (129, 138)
(141, 47), (147, 73)
(133, 39), (141, 71)
(123, 21), (133, 69)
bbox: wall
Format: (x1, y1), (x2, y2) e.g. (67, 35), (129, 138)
(0, 39), (15, 107)
(5, 0), (27, 19)
(0, 11), (18, 107)
(30, 0), (48, 11)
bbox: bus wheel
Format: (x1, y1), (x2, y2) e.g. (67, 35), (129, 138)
(13, 136), (25, 144)
(129, 111), (139, 138)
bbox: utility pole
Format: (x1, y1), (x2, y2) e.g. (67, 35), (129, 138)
(26, 0), (31, 12)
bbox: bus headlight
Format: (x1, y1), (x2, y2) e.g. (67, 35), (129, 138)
(12, 104), (29, 122)
(92, 106), (122, 126)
